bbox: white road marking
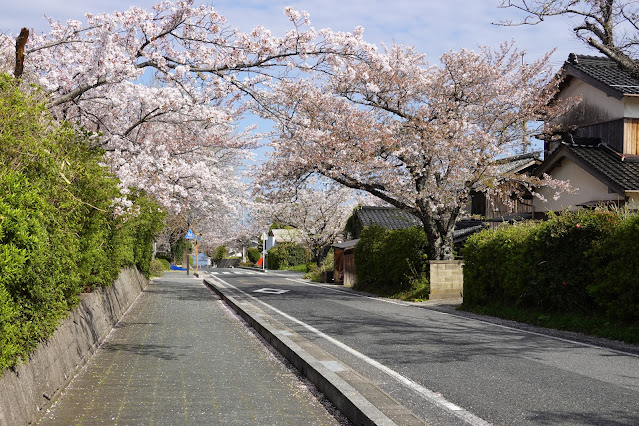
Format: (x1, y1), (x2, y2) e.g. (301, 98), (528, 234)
(208, 276), (488, 426)
(253, 288), (290, 295)
(285, 279), (639, 358)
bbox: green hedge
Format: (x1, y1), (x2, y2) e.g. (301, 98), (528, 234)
(463, 209), (638, 320)
(589, 213), (639, 320)
(247, 247), (261, 263)
(353, 225), (429, 296)
(267, 242), (309, 270)
(0, 75), (165, 373)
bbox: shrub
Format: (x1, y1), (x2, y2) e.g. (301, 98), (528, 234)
(267, 242), (309, 270)
(354, 226), (429, 296)
(462, 220), (537, 307)
(157, 258), (171, 270)
(589, 213), (639, 320)
(305, 249), (334, 282)
(247, 247), (261, 263)
(149, 259), (166, 277)
(213, 245), (228, 262)
(0, 75), (166, 374)
(463, 209), (627, 316)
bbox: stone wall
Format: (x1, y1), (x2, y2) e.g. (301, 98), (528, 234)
(429, 260), (464, 300)
(0, 268), (148, 426)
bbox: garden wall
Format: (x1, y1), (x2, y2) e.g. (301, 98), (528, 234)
(0, 268), (148, 426)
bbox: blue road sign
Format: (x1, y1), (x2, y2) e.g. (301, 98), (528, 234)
(185, 229), (195, 240)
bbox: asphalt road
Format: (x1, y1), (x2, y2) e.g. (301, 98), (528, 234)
(207, 268), (639, 425)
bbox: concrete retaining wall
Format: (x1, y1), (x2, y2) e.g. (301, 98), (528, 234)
(429, 260), (464, 300)
(0, 268), (148, 425)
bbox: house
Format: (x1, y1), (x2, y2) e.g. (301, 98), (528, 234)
(346, 206), (486, 243)
(336, 206), (485, 285)
(264, 228), (304, 251)
(533, 53), (639, 213)
(332, 239), (358, 286)
(468, 152), (542, 222)
(345, 206), (421, 239)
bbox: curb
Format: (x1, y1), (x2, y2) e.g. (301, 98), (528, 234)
(236, 266), (268, 273)
(203, 278), (401, 426)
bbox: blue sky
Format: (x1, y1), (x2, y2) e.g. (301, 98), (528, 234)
(2, 0), (589, 67)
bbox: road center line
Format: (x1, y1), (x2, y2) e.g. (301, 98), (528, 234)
(207, 275), (489, 426)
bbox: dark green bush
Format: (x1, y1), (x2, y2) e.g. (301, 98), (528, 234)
(267, 242), (309, 270)
(462, 220), (536, 308)
(247, 247), (261, 263)
(170, 239), (186, 264)
(589, 213), (639, 320)
(354, 226), (429, 296)
(463, 209), (634, 318)
(304, 249), (334, 282)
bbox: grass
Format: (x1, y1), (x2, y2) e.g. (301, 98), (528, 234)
(352, 280), (430, 302)
(458, 304), (639, 344)
(283, 264), (309, 273)
(390, 282), (430, 302)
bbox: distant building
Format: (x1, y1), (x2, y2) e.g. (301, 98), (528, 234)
(265, 228), (304, 251)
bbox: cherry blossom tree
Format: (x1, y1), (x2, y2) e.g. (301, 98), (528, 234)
(498, 1), (639, 79)
(0, 0), (367, 218)
(259, 179), (363, 262)
(257, 43), (572, 260)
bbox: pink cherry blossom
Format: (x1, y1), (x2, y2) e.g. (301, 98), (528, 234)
(256, 43), (573, 260)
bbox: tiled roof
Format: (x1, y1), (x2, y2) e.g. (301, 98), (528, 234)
(565, 143), (639, 191)
(357, 207), (422, 230)
(494, 153), (540, 175)
(565, 54), (639, 95)
(355, 207), (485, 241)
(332, 239), (360, 249)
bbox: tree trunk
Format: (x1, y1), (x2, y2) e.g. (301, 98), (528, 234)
(14, 28), (29, 79)
(420, 213), (457, 261)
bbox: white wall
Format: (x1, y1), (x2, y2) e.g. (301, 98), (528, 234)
(265, 235), (276, 251)
(623, 96), (639, 118)
(533, 158), (624, 212)
(553, 79), (625, 128)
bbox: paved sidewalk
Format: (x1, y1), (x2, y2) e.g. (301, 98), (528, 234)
(38, 272), (346, 425)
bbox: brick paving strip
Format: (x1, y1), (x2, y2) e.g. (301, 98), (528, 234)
(38, 272), (348, 425)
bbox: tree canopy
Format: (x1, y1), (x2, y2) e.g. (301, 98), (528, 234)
(257, 44), (571, 260)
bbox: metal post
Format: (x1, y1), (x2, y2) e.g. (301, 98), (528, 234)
(186, 218), (190, 276)
(261, 232), (267, 271)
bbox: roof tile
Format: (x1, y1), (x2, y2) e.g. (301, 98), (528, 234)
(567, 54), (639, 95)
(565, 143), (639, 190)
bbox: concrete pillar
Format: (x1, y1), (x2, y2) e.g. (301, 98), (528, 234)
(429, 260), (464, 300)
